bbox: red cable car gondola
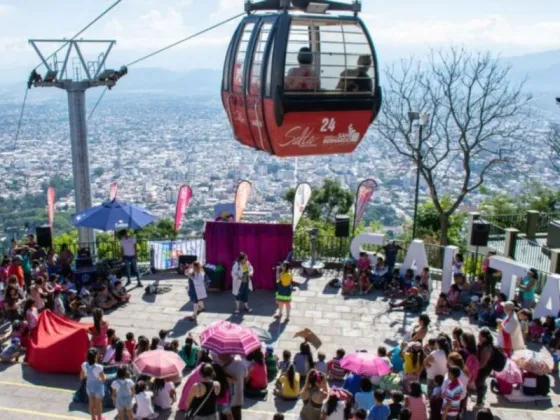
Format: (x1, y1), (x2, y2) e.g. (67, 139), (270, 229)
(222, 0), (382, 157)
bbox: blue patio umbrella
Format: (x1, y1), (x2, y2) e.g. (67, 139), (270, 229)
(72, 199), (157, 231)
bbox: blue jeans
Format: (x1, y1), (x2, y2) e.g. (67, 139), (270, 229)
(123, 256), (140, 282)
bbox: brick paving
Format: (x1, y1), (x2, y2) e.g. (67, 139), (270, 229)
(0, 271), (558, 419)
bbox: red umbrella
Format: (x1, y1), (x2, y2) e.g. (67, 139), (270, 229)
(200, 321), (261, 356)
(132, 350), (185, 379)
(340, 352), (392, 376)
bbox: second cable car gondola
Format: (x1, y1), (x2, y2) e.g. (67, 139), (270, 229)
(222, 0), (382, 157)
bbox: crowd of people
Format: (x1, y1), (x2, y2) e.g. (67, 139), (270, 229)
(1, 236), (560, 420)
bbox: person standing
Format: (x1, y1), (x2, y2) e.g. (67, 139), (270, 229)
(184, 261), (208, 322)
(120, 230), (142, 288)
(383, 241), (403, 274)
(186, 364), (220, 420)
(497, 301), (524, 357)
(231, 252), (253, 314)
(474, 328), (494, 409)
(481, 250), (497, 296)
(20, 246), (35, 292)
(221, 354), (248, 420)
(274, 261), (294, 322)
(518, 268), (537, 309)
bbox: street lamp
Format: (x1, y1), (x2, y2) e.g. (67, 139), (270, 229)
(408, 111), (431, 239)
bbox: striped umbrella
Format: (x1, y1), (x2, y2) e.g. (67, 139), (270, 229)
(132, 350), (185, 379)
(200, 321), (261, 356)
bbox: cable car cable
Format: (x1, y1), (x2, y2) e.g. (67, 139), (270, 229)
(125, 12), (246, 68)
(88, 12), (246, 123)
(9, 87), (30, 168)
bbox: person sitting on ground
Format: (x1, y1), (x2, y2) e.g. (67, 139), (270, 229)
(95, 285), (118, 310)
(446, 284), (462, 309)
(389, 287), (424, 312)
(352, 409), (367, 420)
(336, 55), (373, 92)
(419, 284), (430, 306)
(386, 271), (402, 298)
(401, 269), (415, 296)
(419, 267), (432, 292)
(275, 363), (300, 400)
(135, 380), (158, 420)
(112, 281), (131, 304)
(0, 337), (24, 363)
(279, 349), (292, 374)
(372, 257), (388, 289)
(53, 286), (65, 316)
(285, 47), (321, 91)
(367, 389), (390, 420)
(315, 352), (328, 375)
(153, 377), (176, 411)
(357, 252), (371, 275)
(265, 346), (279, 381)
(359, 271), (373, 295)
(354, 377), (374, 410)
(245, 348), (268, 397)
(327, 348), (347, 381)
(342, 273), (356, 295)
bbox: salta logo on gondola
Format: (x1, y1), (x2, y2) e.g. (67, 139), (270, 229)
(323, 124), (361, 144)
(279, 126), (319, 148)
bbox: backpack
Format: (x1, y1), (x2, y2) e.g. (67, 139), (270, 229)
(378, 373), (402, 392)
(522, 372), (537, 396)
(490, 377), (513, 395)
(536, 374), (550, 396)
(490, 346), (507, 372)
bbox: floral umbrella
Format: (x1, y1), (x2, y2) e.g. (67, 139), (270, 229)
(511, 349), (552, 376)
(494, 358), (523, 384)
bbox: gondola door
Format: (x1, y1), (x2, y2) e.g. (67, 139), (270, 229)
(245, 19), (276, 154)
(228, 20), (258, 149)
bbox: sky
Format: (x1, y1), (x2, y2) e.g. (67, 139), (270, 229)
(0, 0), (559, 75)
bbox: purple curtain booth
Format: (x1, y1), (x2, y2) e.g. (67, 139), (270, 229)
(204, 222), (293, 290)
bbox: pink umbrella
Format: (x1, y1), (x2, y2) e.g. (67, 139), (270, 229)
(512, 349), (552, 376)
(340, 352), (392, 376)
(200, 321), (261, 356)
(132, 350), (185, 379)
(494, 359), (523, 384)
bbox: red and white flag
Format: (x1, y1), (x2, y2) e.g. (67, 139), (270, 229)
(353, 179), (377, 232)
(293, 183), (312, 232)
(234, 180), (252, 222)
(174, 185), (193, 233)
(109, 181), (118, 200)
(47, 186), (55, 231)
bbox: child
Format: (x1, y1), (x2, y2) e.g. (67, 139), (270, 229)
(528, 318), (545, 342)
(168, 339), (179, 353)
(493, 293), (507, 321)
(279, 349), (292, 374)
(386, 273), (402, 298)
(111, 365), (135, 420)
(23, 298), (39, 330)
(53, 286), (65, 316)
(404, 381), (427, 420)
(368, 389), (390, 420)
(471, 275), (484, 297)
(342, 273), (356, 295)
(435, 293), (450, 315)
(327, 348), (347, 381)
(432, 374), (444, 397)
(419, 285), (430, 306)
(357, 252), (372, 274)
(113, 281), (131, 304)
(478, 296), (493, 325)
(315, 352), (328, 374)
(159, 329), (169, 350)
(424, 339), (436, 357)
(125, 332), (136, 358)
(399, 409), (412, 420)
(179, 334), (199, 369)
(452, 253), (463, 276)
(419, 267), (431, 292)
(134, 380), (157, 419)
(273, 414), (285, 420)
(476, 408), (494, 420)
(466, 295), (480, 318)
(265, 346), (279, 381)
(429, 375), (443, 420)
(542, 316), (556, 345)
(389, 390), (404, 419)
(389, 287), (424, 312)
(90, 308), (109, 356)
(274, 261), (294, 321)
(441, 366), (463, 419)
(355, 377), (374, 410)
(403, 343), (424, 393)
(359, 271), (372, 295)
(518, 309), (531, 338)
(446, 285), (461, 309)
(389, 344), (405, 374)
(353, 409), (367, 420)
(0, 337), (23, 363)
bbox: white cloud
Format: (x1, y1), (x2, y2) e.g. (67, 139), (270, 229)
(0, 4), (13, 17)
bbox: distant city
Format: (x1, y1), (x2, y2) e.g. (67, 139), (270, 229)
(0, 53), (559, 239)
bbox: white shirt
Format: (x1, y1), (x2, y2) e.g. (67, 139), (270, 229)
(135, 391), (155, 418)
(153, 382), (175, 409)
(426, 349), (448, 379)
(322, 400), (346, 420)
(121, 237), (137, 257)
(112, 378), (134, 393)
(81, 362), (103, 378)
(103, 346), (116, 364)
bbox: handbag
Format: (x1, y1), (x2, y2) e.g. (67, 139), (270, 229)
(186, 382), (215, 419)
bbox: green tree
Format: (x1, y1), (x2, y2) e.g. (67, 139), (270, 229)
(480, 181), (560, 214)
(135, 218), (177, 241)
(284, 178), (354, 222)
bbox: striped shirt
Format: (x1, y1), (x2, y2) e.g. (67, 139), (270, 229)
(442, 379), (463, 417)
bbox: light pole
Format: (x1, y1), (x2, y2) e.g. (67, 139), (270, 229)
(408, 112), (430, 239)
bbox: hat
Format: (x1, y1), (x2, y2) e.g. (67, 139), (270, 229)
(410, 287), (419, 294)
(471, 295), (480, 302)
(11, 337), (21, 344)
(54, 285), (62, 293)
(265, 345), (274, 354)
(503, 301), (515, 311)
(527, 268), (538, 278)
(13, 255), (22, 261)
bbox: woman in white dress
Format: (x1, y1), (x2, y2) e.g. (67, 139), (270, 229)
(497, 301), (525, 356)
(184, 261), (208, 322)
(231, 252), (254, 314)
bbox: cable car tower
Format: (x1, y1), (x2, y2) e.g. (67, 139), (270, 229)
(27, 39), (127, 246)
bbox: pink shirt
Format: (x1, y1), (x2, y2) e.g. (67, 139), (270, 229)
(406, 395), (427, 420)
(90, 323), (109, 347)
(248, 362), (268, 390)
(357, 259), (371, 271)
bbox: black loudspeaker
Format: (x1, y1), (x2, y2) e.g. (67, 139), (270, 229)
(470, 220), (490, 247)
(335, 215), (350, 237)
(547, 220), (560, 249)
(178, 255), (198, 274)
(36, 225), (52, 248)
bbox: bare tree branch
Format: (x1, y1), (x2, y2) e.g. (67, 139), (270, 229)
(375, 47), (531, 244)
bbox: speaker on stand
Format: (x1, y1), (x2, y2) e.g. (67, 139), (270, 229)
(36, 225), (53, 249)
(470, 220), (490, 279)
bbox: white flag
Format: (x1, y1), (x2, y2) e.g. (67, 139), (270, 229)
(293, 183), (312, 232)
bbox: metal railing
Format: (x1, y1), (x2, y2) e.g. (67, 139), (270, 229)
(537, 212), (560, 233)
(512, 236), (550, 273)
(483, 213), (527, 232)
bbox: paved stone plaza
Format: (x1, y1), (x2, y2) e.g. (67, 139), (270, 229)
(0, 271), (558, 419)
